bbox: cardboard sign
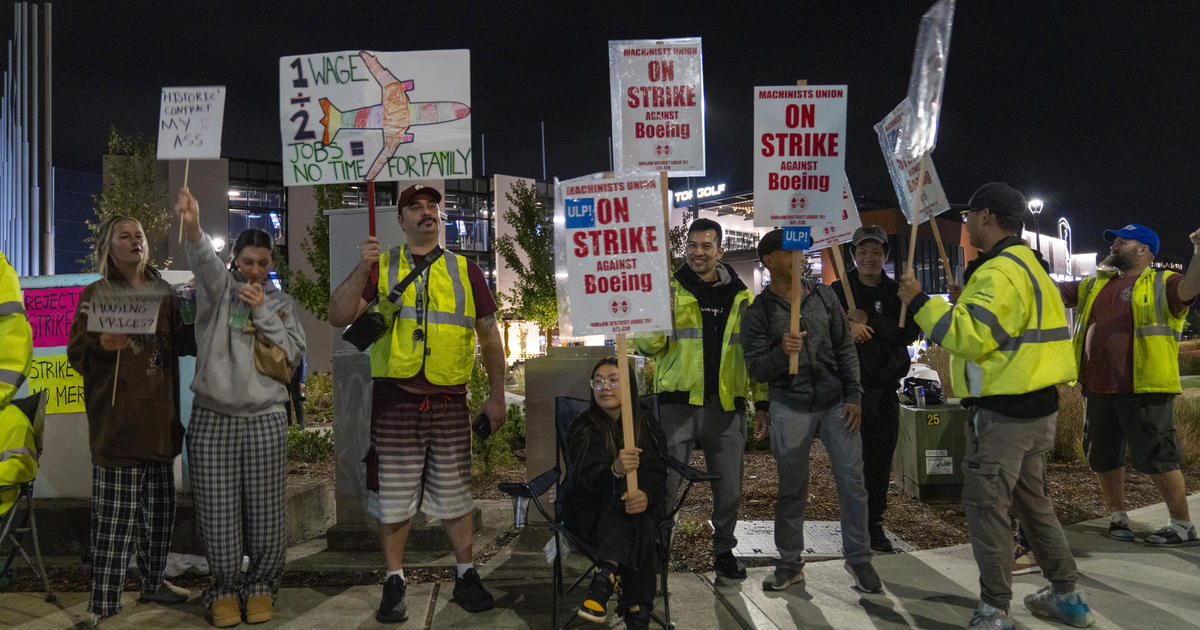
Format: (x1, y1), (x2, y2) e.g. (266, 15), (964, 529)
(753, 85), (848, 227)
(156, 86), (226, 160)
(609, 38), (705, 177)
(554, 173), (671, 336)
(86, 292), (162, 335)
(24, 286), (85, 348)
(875, 100), (950, 224)
(279, 49), (472, 186)
(26, 354), (85, 414)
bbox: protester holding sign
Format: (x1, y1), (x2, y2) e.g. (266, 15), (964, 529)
(830, 225), (920, 552)
(630, 218), (762, 580)
(66, 216), (189, 624)
(564, 357), (668, 628)
(742, 229), (881, 595)
(0, 247), (35, 518)
(175, 189), (306, 627)
(328, 184), (505, 622)
(898, 183), (1093, 629)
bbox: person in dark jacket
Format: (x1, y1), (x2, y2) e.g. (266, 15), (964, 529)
(742, 229), (882, 595)
(830, 225), (920, 552)
(564, 358), (669, 630)
(67, 215), (189, 625)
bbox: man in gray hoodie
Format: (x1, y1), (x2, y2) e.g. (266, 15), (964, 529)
(742, 229), (881, 594)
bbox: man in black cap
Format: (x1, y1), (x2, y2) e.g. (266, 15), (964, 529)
(329, 184), (507, 622)
(1057, 223), (1200, 546)
(743, 229), (882, 595)
(831, 225), (920, 552)
(899, 182), (1092, 629)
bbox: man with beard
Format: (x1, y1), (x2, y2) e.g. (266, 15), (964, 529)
(632, 218), (764, 580)
(1058, 224), (1200, 547)
(899, 183), (1092, 629)
(831, 225), (920, 552)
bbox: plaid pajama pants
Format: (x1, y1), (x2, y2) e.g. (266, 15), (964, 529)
(187, 404), (287, 607)
(88, 462), (176, 617)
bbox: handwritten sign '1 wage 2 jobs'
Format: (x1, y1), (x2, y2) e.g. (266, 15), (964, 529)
(157, 86), (226, 160)
(753, 86), (848, 228)
(279, 49), (472, 187)
(86, 292), (162, 335)
(609, 38), (706, 177)
(554, 174), (671, 337)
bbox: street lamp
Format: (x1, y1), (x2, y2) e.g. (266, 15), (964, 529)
(1028, 198), (1044, 253)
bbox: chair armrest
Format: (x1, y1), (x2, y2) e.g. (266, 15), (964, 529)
(497, 467), (559, 499)
(664, 454), (719, 483)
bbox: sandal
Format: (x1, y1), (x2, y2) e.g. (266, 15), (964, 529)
(1144, 525), (1200, 547)
(1107, 520), (1134, 542)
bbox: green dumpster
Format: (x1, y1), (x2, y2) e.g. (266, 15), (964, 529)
(894, 400), (968, 501)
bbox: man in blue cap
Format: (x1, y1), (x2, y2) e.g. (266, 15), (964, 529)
(1058, 224), (1200, 546)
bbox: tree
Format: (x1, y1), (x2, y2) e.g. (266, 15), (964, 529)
(494, 180), (557, 347)
(85, 126), (171, 270)
(275, 184), (346, 320)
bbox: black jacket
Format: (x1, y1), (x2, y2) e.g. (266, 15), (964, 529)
(831, 268), (921, 388)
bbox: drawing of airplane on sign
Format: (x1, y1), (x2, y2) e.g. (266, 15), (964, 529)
(318, 51), (471, 180)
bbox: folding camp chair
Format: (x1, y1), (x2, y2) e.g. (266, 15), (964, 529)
(0, 389), (54, 601)
(499, 394), (717, 629)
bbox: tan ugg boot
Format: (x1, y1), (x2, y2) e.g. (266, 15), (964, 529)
(209, 596), (241, 628)
(244, 594), (273, 624)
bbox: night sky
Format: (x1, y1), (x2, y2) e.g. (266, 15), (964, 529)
(6, 1), (1199, 262)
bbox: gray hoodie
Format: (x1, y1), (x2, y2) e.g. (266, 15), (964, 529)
(742, 279), (862, 412)
(185, 234), (306, 417)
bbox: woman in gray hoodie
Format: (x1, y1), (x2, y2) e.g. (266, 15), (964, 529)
(175, 188), (306, 627)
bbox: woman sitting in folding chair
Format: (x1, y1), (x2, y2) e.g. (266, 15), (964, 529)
(563, 357), (670, 630)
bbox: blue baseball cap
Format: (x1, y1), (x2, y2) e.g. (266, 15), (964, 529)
(1103, 224), (1159, 255)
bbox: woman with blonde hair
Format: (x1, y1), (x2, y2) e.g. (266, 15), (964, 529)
(68, 215), (189, 625)
(175, 188), (306, 627)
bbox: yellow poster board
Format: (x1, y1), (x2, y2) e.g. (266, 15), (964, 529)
(27, 353), (86, 414)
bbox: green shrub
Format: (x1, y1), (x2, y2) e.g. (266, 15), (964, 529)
(1176, 395), (1200, 466)
(303, 371), (333, 424)
(472, 403), (524, 477)
(288, 424), (334, 462)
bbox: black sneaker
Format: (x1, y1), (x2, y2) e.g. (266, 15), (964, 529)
(845, 560), (883, 594)
(869, 522), (895, 553)
(376, 575), (408, 623)
(577, 565), (617, 623)
(713, 551), (747, 580)
(452, 567), (495, 613)
(623, 603), (651, 630)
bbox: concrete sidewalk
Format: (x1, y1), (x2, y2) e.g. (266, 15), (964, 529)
(4, 495), (1199, 629)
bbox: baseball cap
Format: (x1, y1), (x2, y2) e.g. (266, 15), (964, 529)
(397, 184), (442, 208)
(1103, 223), (1159, 255)
(757, 229), (785, 259)
(851, 225), (889, 250)
(964, 182), (1027, 218)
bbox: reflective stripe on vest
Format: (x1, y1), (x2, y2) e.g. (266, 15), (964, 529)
(0, 300), (23, 316)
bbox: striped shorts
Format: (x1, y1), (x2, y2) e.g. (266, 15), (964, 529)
(365, 385), (473, 523)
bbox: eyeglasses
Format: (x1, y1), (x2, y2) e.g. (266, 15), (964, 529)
(959, 207), (985, 223)
(591, 376), (620, 391)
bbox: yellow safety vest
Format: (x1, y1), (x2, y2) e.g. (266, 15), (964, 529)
(0, 251), (31, 408)
(1073, 267), (1187, 394)
(632, 278), (765, 410)
(916, 243), (1076, 397)
(370, 246), (477, 385)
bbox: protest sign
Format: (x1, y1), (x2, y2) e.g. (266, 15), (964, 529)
(24, 286), (85, 348)
(156, 86), (226, 160)
(753, 85), (848, 227)
(27, 354), (85, 414)
(279, 49), (471, 186)
(609, 38), (705, 177)
(897, 0), (956, 160)
(86, 292), (162, 335)
(553, 173), (671, 337)
(876, 100), (950, 224)
(808, 175), (863, 251)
